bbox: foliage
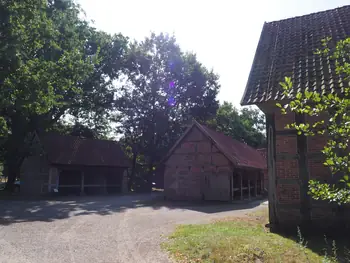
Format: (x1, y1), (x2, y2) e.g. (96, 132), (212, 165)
(49, 121), (102, 139)
(0, 0), (128, 188)
(278, 37), (350, 204)
(207, 101), (266, 148)
(114, 33), (220, 188)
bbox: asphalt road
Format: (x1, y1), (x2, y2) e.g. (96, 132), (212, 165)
(0, 194), (266, 263)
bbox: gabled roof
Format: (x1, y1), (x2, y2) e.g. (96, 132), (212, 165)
(38, 133), (131, 167)
(241, 5), (350, 105)
(163, 121), (266, 170)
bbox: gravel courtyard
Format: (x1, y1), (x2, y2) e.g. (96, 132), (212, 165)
(0, 193), (266, 263)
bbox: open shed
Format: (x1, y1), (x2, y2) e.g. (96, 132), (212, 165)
(162, 121), (266, 201)
(20, 132), (130, 195)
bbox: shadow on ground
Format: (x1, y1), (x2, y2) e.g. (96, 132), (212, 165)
(0, 192), (266, 226)
(277, 230), (350, 261)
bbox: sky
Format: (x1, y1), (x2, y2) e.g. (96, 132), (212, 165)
(77, 0), (350, 107)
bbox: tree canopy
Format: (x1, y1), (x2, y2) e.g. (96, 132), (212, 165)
(207, 102), (266, 148)
(279, 37), (350, 204)
(0, 1), (260, 193)
(0, 0), (128, 189)
(114, 33), (220, 189)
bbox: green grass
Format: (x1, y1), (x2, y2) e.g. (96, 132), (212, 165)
(162, 208), (347, 263)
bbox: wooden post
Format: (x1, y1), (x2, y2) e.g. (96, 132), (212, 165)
(248, 179), (251, 199)
(103, 175), (107, 194)
(80, 171), (85, 195)
(240, 172), (243, 200)
(57, 169), (60, 191)
(231, 173), (234, 200)
(48, 168), (52, 193)
(255, 172), (258, 197)
(121, 169), (128, 194)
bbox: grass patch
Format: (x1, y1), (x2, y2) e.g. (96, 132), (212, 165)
(163, 207), (349, 263)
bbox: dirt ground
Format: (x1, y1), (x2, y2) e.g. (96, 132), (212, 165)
(0, 193), (267, 263)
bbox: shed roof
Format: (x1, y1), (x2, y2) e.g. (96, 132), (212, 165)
(241, 5), (350, 105)
(163, 121), (266, 170)
(39, 133), (131, 167)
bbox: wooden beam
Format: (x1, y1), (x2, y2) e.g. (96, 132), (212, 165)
(231, 174), (234, 200)
(267, 113), (278, 226)
(255, 172), (258, 197)
(240, 173), (243, 200)
(59, 184), (121, 188)
(248, 179), (251, 199)
(296, 113), (311, 224)
(48, 168), (52, 193)
(80, 172), (85, 195)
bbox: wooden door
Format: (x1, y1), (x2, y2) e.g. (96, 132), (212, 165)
(203, 173), (230, 201)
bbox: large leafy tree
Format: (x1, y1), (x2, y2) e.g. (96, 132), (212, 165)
(279, 37), (350, 204)
(0, 0), (128, 189)
(207, 102), (266, 148)
(115, 33), (220, 190)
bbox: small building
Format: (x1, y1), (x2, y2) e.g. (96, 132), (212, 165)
(20, 132), (130, 195)
(241, 5), (350, 229)
(162, 121), (266, 201)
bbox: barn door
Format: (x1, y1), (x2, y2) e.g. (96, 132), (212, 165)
(203, 174), (230, 201)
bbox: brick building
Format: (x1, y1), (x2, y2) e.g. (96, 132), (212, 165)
(162, 120), (266, 201)
(20, 132), (130, 195)
(241, 5), (350, 229)
(257, 148), (268, 191)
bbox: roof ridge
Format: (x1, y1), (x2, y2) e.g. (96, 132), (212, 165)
(265, 5), (350, 24)
(160, 120), (266, 169)
(42, 132), (116, 143)
(196, 122), (257, 150)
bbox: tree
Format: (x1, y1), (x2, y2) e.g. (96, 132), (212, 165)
(278, 37), (350, 204)
(115, 33), (220, 190)
(207, 102), (266, 148)
(49, 121), (101, 139)
(0, 0), (128, 190)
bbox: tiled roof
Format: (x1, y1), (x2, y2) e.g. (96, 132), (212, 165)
(39, 133), (131, 167)
(199, 124), (267, 170)
(241, 5), (350, 105)
(162, 121), (266, 170)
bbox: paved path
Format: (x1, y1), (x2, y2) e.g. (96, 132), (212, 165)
(0, 194), (266, 263)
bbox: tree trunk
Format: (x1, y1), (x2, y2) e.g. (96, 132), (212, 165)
(4, 159), (21, 192)
(3, 134), (27, 192)
(128, 153), (137, 191)
(145, 162), (154, 192)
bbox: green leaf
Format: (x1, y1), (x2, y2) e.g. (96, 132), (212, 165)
(324, 159), (334, 166)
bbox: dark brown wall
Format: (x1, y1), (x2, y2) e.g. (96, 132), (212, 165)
(20, 135), (51, 195)
(164, 127), (232, 201)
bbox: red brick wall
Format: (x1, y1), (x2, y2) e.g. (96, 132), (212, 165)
(164, 127), (232, 201)
(275, 111), (295, 131)
(271, 108), (349, 226)
(307, 135), (328, 153)
(273, 110), (301, 220)
(276, 135), (297, 154)
(308, 159), (331, 181)
(276, 159), (299, 179)
(277, 184), (300, 204)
